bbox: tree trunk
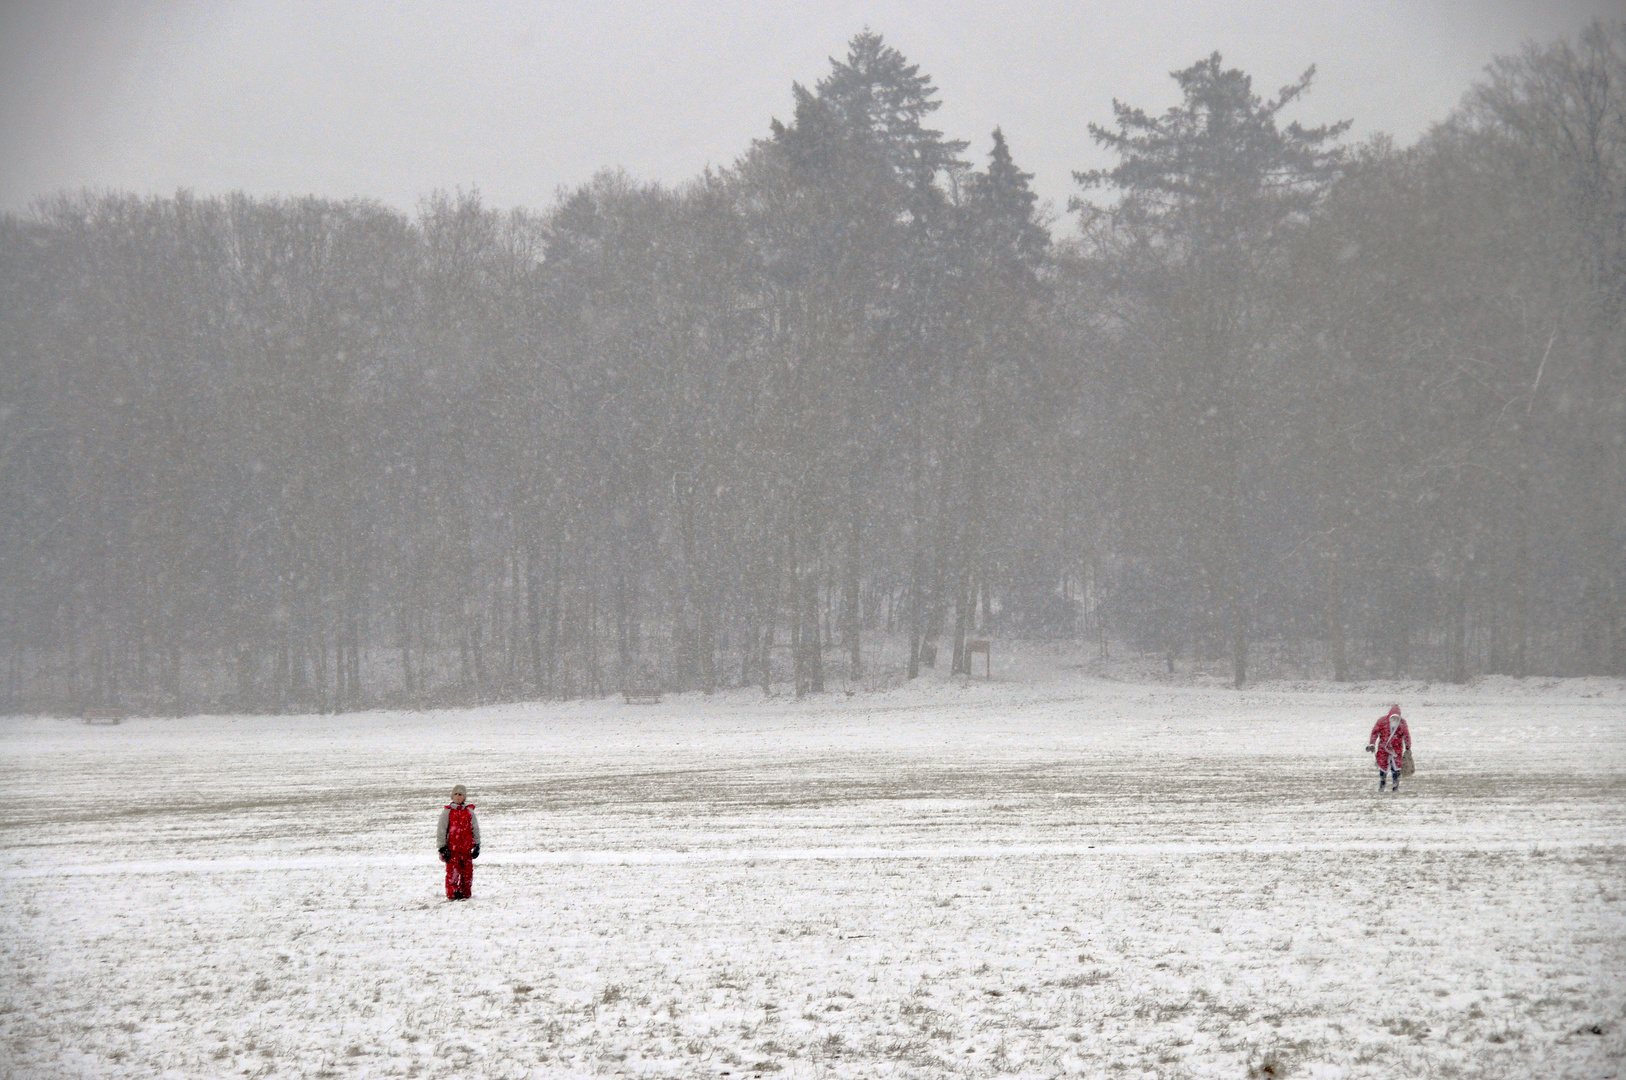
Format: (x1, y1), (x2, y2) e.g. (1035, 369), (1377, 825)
(760, 553), (777, 696)
(697, 585), (715, 695)
(907, 413), (925, 680)
(503, 548), (519, 695)
(469, 612), (486, 703)
(526, 542), (544, 695)
(587, 589), (602, 697)
(1229, 586), (1248, 689)
(949, 566), (962, 676)
(458, 613), (474, 698)
(314, 619), (330, 715)
(906, 556), (924, 680)
(1513, 500), (1529, 679)
(802, 562), (823, 694)
(1450, 578), (1469, 684)
(790, 524), (804, 697)
(614, 559), (630, 686)
(334, 634), (346, 715)
(545, 539), (562, 698)
(844, 472), (861, 681)
(92, 611), (107, 707)
(398, 604), (414, 697)
(347, 607), (361, 706)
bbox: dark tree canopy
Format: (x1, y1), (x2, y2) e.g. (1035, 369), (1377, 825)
(0, 27), (1621, 716)
(1076, 52), (1351, 252)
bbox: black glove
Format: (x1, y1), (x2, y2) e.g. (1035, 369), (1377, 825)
(471, 845), (480, 860)
(439, 846), (449, 861)
(1366, 745), (1374, 752)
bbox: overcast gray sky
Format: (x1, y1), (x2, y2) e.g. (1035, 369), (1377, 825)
(1, 0), (1617, 227)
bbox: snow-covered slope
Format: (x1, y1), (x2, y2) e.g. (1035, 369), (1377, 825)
(3, 672), (1622, 1078)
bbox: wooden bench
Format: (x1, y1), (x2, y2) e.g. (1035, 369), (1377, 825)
(967, 639), (991, 679)
(621, 688), (663, 704)
(82, 708), (125, 725)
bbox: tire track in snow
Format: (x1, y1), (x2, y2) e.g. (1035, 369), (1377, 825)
(7, 837), (1620, 878)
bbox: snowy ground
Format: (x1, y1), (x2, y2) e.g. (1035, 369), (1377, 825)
(3, 662), (1624, 1079)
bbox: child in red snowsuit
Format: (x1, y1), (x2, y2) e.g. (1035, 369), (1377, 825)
(437, 784), (481, 899)
(1367, 705), (1411, 793)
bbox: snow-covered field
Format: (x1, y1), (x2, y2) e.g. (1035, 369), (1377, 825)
(3, 665), (1624, 1079)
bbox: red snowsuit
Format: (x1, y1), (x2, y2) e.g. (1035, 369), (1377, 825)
(1368, 708), (1411, 772)
(441, 803), (478, 899)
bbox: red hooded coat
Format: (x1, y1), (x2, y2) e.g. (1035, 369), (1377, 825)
(1368, 708), (1411, 772)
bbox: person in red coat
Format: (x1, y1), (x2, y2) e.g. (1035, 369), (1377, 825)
(437, 784), (481, 900)
(1367, 705), (1411, 793)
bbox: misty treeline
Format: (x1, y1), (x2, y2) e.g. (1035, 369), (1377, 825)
(1, 27), (1623, 714)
